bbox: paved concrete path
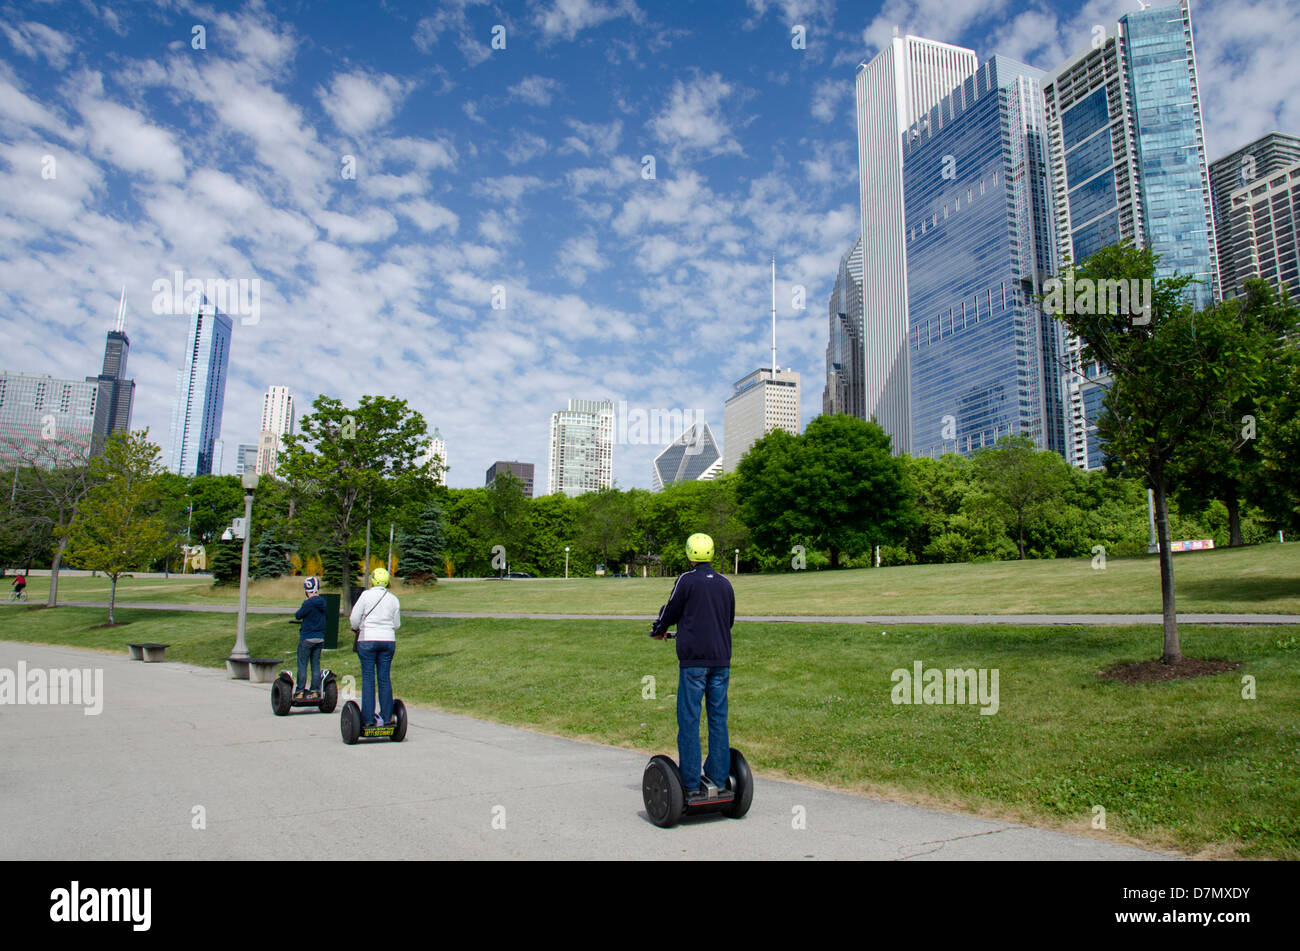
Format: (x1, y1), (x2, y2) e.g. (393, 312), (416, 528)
(0, 641), (1173, 861)
(45, 602), (1300, 625)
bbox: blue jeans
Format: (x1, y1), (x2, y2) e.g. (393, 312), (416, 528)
(296, 639), (323, 691)
(357, 640), (395, 724)
(677, 666), (730, 791)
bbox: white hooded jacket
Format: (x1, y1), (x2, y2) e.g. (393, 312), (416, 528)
(349, 586), (401, 642)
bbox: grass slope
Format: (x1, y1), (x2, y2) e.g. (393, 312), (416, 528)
(3, 605), (1296, 858)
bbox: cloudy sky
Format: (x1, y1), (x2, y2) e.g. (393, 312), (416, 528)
(2, 0), (1296, 489)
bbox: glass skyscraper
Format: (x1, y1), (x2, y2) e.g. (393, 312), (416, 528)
(1042, 0), (1217, 468)
(823, 237), (865, 420)
(167, 297), (232, 476)
(903, 56), (1065, 460)
(651, 422), (722, 492)
(1210, 132), (1300, 298)
(856, 36), (979, 455)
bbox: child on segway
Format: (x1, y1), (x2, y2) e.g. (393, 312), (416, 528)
(649, 532), (735, 802)
(293, 576), (327, 700)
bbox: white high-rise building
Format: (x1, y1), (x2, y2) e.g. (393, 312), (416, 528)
(256, 385), (295, 476)
(856, 35), (978, 454)
(548, 399), (614, 496)
(419, 427), (447, 485)
(722, 368), (801, 473)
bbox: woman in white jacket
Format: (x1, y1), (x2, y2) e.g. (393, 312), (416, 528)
(349, 567), (401, 727)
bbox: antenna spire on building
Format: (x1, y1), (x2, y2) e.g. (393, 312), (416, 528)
(114, 285), (127, 333)
(770, 253), (777, 375)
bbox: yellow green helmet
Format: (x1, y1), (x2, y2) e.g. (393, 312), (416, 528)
(685, 533), (714, 563)
(371, 567), (391, 587)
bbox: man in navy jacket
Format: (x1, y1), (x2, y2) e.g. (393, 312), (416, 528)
(650, 533), (736, 798)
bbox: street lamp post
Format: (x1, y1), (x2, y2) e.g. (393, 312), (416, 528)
(734, 549), (739, 574)
(564, 547), (570, 579)
(231, 472), (259, 660)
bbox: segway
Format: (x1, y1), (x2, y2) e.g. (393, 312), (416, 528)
(642, 747), (753, 828)
(340, 699), (408, 744)
(271, 669), (338, 715)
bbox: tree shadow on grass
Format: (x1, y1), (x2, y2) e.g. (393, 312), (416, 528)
(1175, 575), (1299, 606)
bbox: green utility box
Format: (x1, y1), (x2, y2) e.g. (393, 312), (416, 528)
(323, 593), (341, 649)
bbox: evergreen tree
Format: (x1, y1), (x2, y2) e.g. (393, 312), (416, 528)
(252, 528), (293, 579)
(399, 500), (446, 583)
(209, 539), (243, 586)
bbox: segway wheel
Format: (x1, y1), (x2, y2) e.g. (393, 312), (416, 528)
(723, 748), (753, 820)
(320, 675), (338, 714)
(391, 699), (407, 742)
(643, 755), (685, 828)
(340, 700), (361, 745)
(271, 676), (292, 716)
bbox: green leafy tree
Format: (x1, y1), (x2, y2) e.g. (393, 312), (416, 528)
(972, 435), (1071, 559)
(1, 436), (94, 603)
(1051, 244), (1275, 664)
(737, 415), (915, 568)
(1169, 280), (1300, 545)
(578, 487), (636, 571)
(470, 472), (532, 575)
(278, 395), (436, 606)
(1252, 339), (1300, 533)
(64, 430), (175, 624)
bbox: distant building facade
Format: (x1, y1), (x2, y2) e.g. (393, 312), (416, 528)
(903, 56), (1065, 460)
(419, 427), (447, 485)
(856, 35), (979, 454)
(86, 294), (135, 456)
(167, 297), (232, 476)
(486, 460), (535, 497)
(547, 399), (614, 496)
(722, 368), (800, 473)
(1209, 133), (1300, 299)
(235, 443), (258, 475)
(822, 238), (865, 420)
(1042, 0), (1217, 469)
(256, 385), (294, 477)
(0, 371), (97, 467)
(651, 422), (722, 491)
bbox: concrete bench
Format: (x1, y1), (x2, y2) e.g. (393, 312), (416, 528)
(226, 656), (281, 682)
(127, 642), (170, 662)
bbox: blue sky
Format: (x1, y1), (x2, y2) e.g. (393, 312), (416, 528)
(2, 0), (1296, 488)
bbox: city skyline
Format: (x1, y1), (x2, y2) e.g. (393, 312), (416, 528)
(1, 1), (1296, 488)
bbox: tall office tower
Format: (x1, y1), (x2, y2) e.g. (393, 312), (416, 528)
(86, 288), (135, 455)
(235, 443), (258, 475)
(722, 368), (801, 473)
(0, 372), (97, 467)
(486, 460), (535, 497)
(823, 238), (865, 419)
(417, 427), (447, 485)
(1210, 132), (1300, 298)
(255, 384), (294, 476)
(856, 35), (978, 454)
(1223, 161), (1300, 300)
(651, 422), (723, 492)
(547, 399), (614, 496)
(167, 296), (232, 476)
(904, 56), (1066, 460)
(1042, 0), (1218, 468)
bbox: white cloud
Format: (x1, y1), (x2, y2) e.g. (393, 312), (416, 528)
(0, 21), (75, 70)
(78, 96), (186, 182)
(532, 0), (643, 41)
(648, 73), (743, 162)
(810, 77), (850, 122)
(508, 76), (563, 107)
(502, 131), (549, 164)
(561, 118), (623, 156)
(319, 71), (411, 136)
(414, 0), (494, 67)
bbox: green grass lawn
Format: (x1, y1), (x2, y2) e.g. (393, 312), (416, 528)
(3, 605), (1296, 858)
(19, 540), (1300, 616)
